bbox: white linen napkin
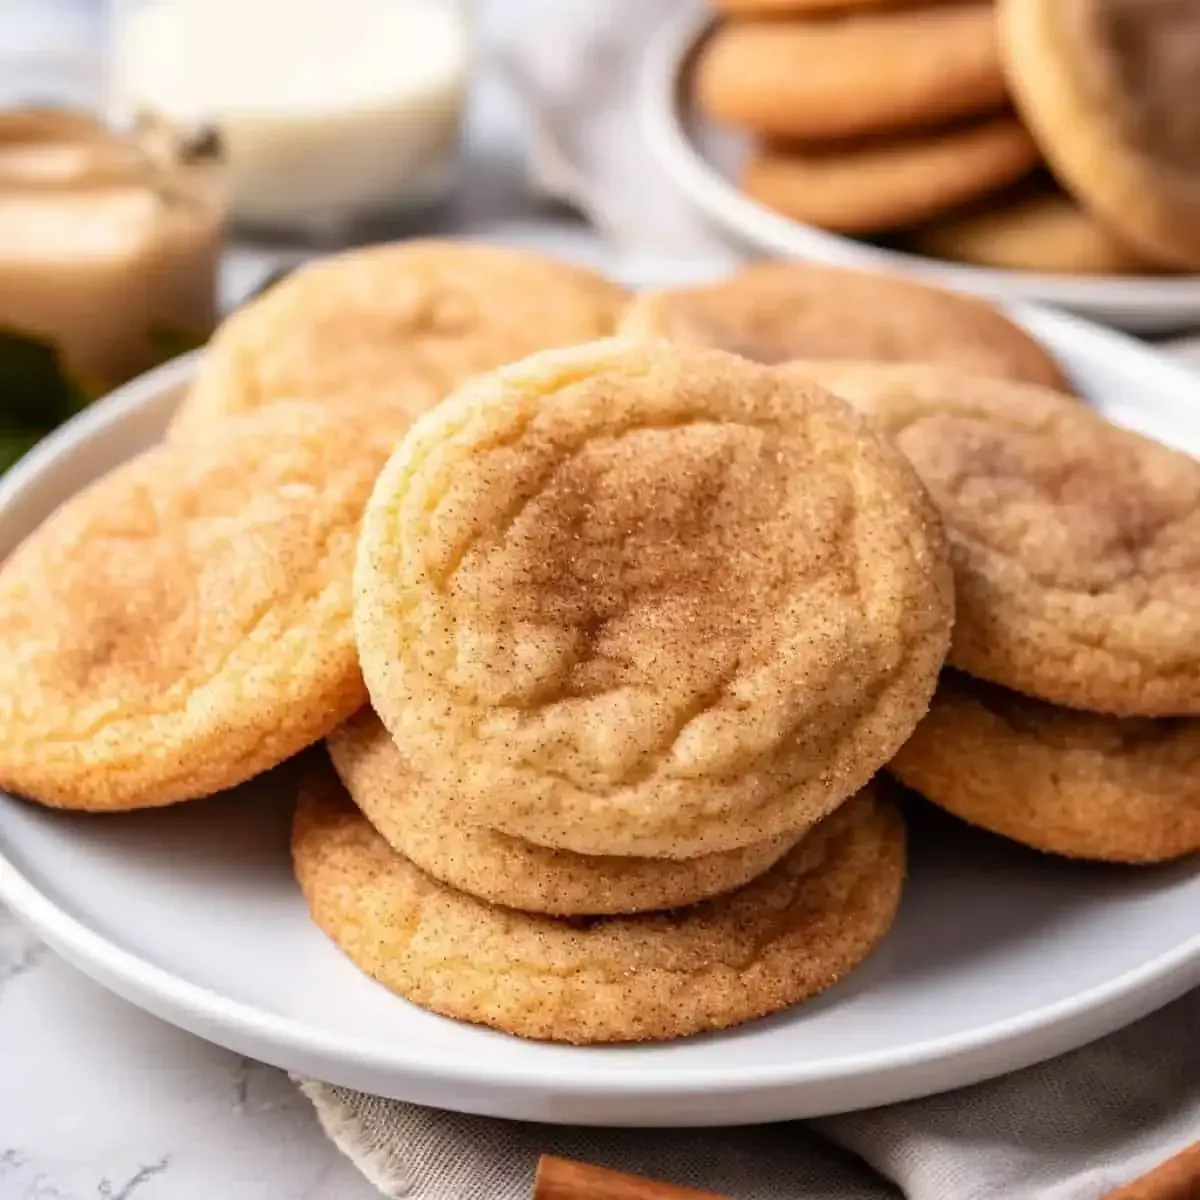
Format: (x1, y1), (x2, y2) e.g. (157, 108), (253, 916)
(298, 992), (1199, 1199)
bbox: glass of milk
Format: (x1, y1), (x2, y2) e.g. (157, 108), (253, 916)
(108, 0), (471, 242)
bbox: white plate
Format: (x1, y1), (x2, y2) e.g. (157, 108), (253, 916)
(1, 310), (1199, 1127)
(640, 5), (1200, 336)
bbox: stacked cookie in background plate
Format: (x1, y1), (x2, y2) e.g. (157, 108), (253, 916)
(0, 243), (1196, 1049)
(694, 0), (1200, 276)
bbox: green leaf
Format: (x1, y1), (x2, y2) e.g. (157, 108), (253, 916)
(0, 327), (91, 428)
(147, 322), (209, 363)
(0, 429), (44, 474)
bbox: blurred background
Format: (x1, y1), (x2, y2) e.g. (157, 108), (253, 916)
(1, 0), (1198, 469)
(0, 0), (634, 469)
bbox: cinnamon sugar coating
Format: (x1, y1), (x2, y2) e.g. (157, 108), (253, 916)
(355, 340), (952, 857)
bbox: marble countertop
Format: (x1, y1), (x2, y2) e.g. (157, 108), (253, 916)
(0, 905), (387, 1200)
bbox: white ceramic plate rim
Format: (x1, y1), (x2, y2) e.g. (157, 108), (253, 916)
(0, 307), (1197, 1108)
(639, 5), (1200, 321)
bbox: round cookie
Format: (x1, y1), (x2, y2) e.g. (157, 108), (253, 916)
(999, 0), (1200, 269)
(293, 765), (907, 1044)
(172, 241), (627, 437)
(742, 115), (1040, 236)
(891, 672), (1200, 863)
(355, 339), (953, 859)
(909, 184), (1167, 275)
(617, 261), (1068, 389)
(792, 362), (1200, 716)
(0, 400), (404, 811)
(327, 708), (806, 916)
(695, 3), (1006, 143)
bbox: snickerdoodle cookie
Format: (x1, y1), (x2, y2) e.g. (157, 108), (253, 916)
(999, 0), (1200, 269)
(355, 340), (952, 859)
(327, 709), (805, 916)
(0, 400), (403, 811)
(293, 765), (906, 1043)
(740, 115), (1040, 235)
(695, 3), (1006, 143)
(909, 183), (1164, 275)
(891, 672), (1200, 863)
(617, 262), (1067, 389)
(172, 241), (627, 437)
(795, 363), (1200, 716)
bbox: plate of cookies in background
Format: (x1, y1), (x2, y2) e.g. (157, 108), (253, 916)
(642, 0), (1200, 334)
(0, 242), (1197, 1126)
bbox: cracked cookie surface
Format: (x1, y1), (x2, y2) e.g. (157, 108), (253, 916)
(795, 362), (1200, 715)
(355, 340), (952, 857)
(0, 400), (404, 810)
(293, 764), (906, 1044)
(618, 262), (1066, 389)
(327, 708), (807, 916)
(892, 671), (1200, 863)
(173, 241), (627, 436)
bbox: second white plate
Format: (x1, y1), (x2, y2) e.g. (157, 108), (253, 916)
(639, 5), (1200, 335)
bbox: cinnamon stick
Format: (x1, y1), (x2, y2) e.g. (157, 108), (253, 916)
(1100, 1140), (1200, 1200)
(533, 1155), (729, 1200)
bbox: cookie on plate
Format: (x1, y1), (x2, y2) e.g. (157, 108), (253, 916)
(0, 400), (403, 811)
(741, 114), (1040, 235)
(293, 763), (907, 1043)
(794, 362), (1200, 716)
(891, 672), (1200, 863)
(355, 339), (953, 859)
(695, 3), (1006, 143)
(618, 261), (1068, 389)
(908, 182), (1166, 275)
(327, 709), (807, 916)
(172, 241), (627, 437)
(999, 0), (1200, 269)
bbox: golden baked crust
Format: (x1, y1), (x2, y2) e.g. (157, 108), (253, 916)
(0, 400), (404, 810)
(891, 672), (1200, 863)
(355, 339), (953, 858)
(741, 116), (1040, 236)
(793, 362), (1200, 715)
(172, 241), (627, 436)
(999, 0), (1200, 269)
(327, 708), (806, 915)
(695, 4), (1006, 143)
(293, 765), (907, 1044)
(617, 262), (1068, 389)
(909, 184), (1165, 275)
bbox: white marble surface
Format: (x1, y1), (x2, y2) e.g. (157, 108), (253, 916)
(0, 904), (388, 1200)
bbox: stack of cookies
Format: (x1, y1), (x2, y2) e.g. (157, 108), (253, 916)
(695, 0), (1200, 275)
(793, 363), (1200, 866)
(0, 242), (1196, 1048)
(304, 336), (953, 1043)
